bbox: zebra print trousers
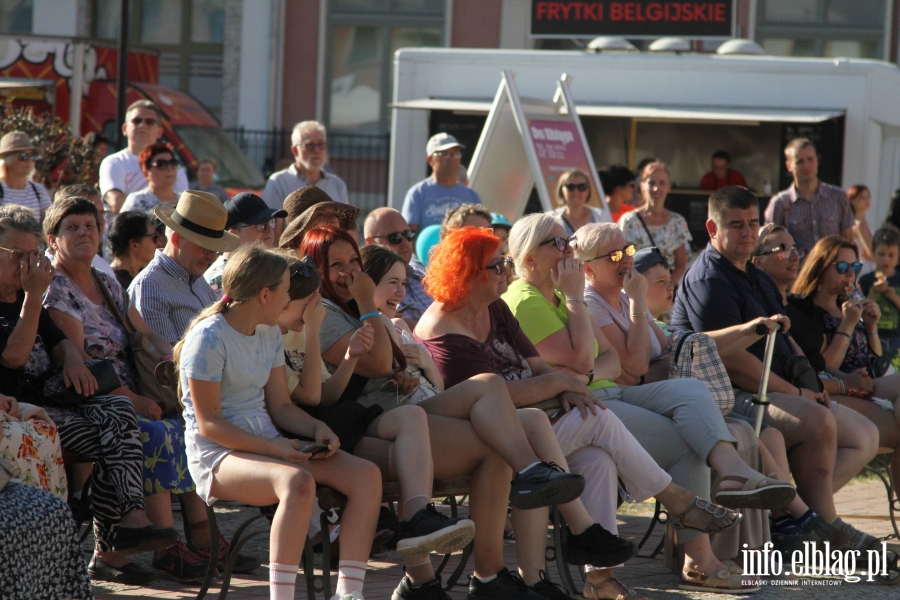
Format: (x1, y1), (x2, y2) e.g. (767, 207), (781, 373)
(46, 395), (146, 552)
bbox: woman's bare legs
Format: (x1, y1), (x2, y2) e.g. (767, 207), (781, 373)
(836, 395), (900, 500)
(831, 404), (880, 491)
(758, 427), (810, 520)
(418, 373), (542, 472)
(359, 405), (434, 519)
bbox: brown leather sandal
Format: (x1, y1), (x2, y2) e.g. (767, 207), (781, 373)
(669, 497), (742, 534)
(714, 473), (796, 510)
(580, 576), (649, 600)
(680, 568), (759, 594)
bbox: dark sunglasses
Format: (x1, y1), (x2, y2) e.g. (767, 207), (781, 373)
(485, 256), (513, 276)
(564, 182), (588, 192)
(149, 158), (178, 170)
(755, 243), (805, 260)
(291, 255), (316, 279)
(587, 244), (637, 263)
(302, 141), (327, 151)
(834, 261), (863, 275)
(16, 152), (42, 162)
(139, 232), (160, 244)
(539, 236), (575, 252)
(374, 230), (416, 245)
(130, 117), (158, 127)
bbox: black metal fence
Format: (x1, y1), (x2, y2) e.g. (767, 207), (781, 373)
(224, 128), (391, 214)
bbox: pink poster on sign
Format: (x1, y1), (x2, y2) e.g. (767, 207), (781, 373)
(527, 119), (602, 209)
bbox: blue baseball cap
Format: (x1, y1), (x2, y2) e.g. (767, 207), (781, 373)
(633, 247), (668, 274)
(491, 212), (512, 230)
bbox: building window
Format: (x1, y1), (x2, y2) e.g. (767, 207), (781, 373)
(93, 0), (225, 118)
(327, 1), (444, 133)
(0, 0), (32, 34)
(757, 0), (889, 59)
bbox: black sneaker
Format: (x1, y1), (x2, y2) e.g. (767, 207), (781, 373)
(509, 463), (585, 510)
(396, 503), (475, 559)
(800, 515), (853, 548)
(88, 556), (155, 585)
(467, 568), (546, 600)
(562, 523), (637, 567)
(152, 541), (209, 583)
(392, 575), (452, 600)
(529, 570), (573, 600)
(187, 532), (260, 575)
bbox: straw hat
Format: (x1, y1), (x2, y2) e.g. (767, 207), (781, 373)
(155, 190), (240, 253)
(278, 186), (359, 250)
(0, 131), (38, 157)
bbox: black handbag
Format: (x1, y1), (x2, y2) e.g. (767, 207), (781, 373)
(41, 359), (122, 408)
(869, 354), (891, 379)
(782, 354), (823, 393)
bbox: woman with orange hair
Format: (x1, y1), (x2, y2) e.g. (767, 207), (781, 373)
(300, 226), (590, 600)
(416, 226), (746, 599)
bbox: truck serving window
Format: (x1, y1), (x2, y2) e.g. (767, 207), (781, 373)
(174, 125), (266, 190)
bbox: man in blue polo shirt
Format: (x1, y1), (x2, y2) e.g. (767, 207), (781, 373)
(672, 185), (880, 553)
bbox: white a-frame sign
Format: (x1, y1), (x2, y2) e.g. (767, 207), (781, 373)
(468, 70), (608, 223)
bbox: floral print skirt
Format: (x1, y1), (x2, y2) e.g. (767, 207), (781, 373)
(0, 417), (67, 500)
(137, 416), (195, 495)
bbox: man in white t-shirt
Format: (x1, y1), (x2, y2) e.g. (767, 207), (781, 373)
(98, 100), (188, 212)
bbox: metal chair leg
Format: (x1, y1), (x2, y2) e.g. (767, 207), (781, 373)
(636, 500), (667, 559)
(444, 541), (473, 591)
(320, 509), (333, 600)
(552, 507), (578, 595)
(195, 504), (220, 600)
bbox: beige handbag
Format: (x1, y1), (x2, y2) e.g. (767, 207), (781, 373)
(91, 269), (180, 417)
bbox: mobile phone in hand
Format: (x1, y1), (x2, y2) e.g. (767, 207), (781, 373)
(300, 440), (331, 454)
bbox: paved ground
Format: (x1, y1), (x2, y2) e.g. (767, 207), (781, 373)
(90, 478), (900, 599)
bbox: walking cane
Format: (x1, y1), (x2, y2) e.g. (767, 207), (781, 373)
(753, 323), (781, 437)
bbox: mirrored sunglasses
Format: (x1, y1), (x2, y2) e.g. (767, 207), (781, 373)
(587, 244), (637, 263)
(834, 261), (863, 275)
(375, 230), (416, 245)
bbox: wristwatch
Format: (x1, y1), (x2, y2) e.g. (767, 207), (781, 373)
(586, 369), (595, 385)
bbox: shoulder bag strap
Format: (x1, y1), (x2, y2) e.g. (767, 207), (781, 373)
(29, 182), (39, 202)
(558, 213), (576, 236)
(91, 268), (136, 335)
(634, 211), (656, 246)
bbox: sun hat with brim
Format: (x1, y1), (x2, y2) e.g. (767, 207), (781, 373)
(155, 190), (240, 253)
(284, 186), (339, 222)
(0, 131), (38, 157)
(225, 192), (287, 229)
(278, 201), (359, 250)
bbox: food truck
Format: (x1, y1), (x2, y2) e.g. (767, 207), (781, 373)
(389, 47), (900, 245)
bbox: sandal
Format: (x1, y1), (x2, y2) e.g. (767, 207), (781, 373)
(680, 568), (759, 594)
(669, 497), (742, 534)
(714, 473), (795, 510)
(580, 576), (649, 600)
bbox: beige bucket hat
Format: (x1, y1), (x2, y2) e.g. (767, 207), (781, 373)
(155, 190), (240, 253)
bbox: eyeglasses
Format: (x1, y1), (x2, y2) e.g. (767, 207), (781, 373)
(432, 150), (461, 159)
(238, 219), (276, 233)
(587, 244), (637, 263)
(130, 117), (158, 127)
(564, 182), (588, 192)
(755, 243), (805, 260)
(0, 246), (40, 262)
(291, 255), (316, 279)
(139, 232), (160, 244)
(834, 261), (863, 275)
(301, 141), (327, 151)
(538, 236), (575, 252)
(149, 158), (178, 170)
(374, 230), (416, 245)
(16, 152), (42, 162)
(485, 257), (513, 276)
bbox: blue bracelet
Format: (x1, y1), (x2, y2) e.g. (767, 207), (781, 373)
(359, 311), (381, 322)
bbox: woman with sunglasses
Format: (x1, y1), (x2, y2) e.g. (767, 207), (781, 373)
(550, 169), (608, 237)
(618, 162), (692, 283)
(0, 130), (51, 222)
(757, 231), (900, 507)
(503, 215), (800, 594)
(108, 211), (163, 289)
(120, 143), (180, 213)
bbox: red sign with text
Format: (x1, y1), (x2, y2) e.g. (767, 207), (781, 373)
(531, 0), (734, 37)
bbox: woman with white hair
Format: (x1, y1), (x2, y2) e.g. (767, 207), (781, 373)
(502, 213), (800, 594)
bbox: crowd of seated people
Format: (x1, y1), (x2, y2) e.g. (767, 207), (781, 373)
(4, 118), (899, 600)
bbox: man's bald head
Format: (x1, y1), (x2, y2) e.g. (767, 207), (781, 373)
(364, 207), (414, 263)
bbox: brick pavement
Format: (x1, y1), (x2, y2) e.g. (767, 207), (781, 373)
(91, 479), (900, 600)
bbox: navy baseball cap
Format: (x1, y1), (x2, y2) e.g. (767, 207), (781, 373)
(633, 247), (668, 274)
(225, 192), (287, 230)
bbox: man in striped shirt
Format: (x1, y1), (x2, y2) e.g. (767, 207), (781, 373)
(764, 138), (855, 254)
(128, 191), (239, 344)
